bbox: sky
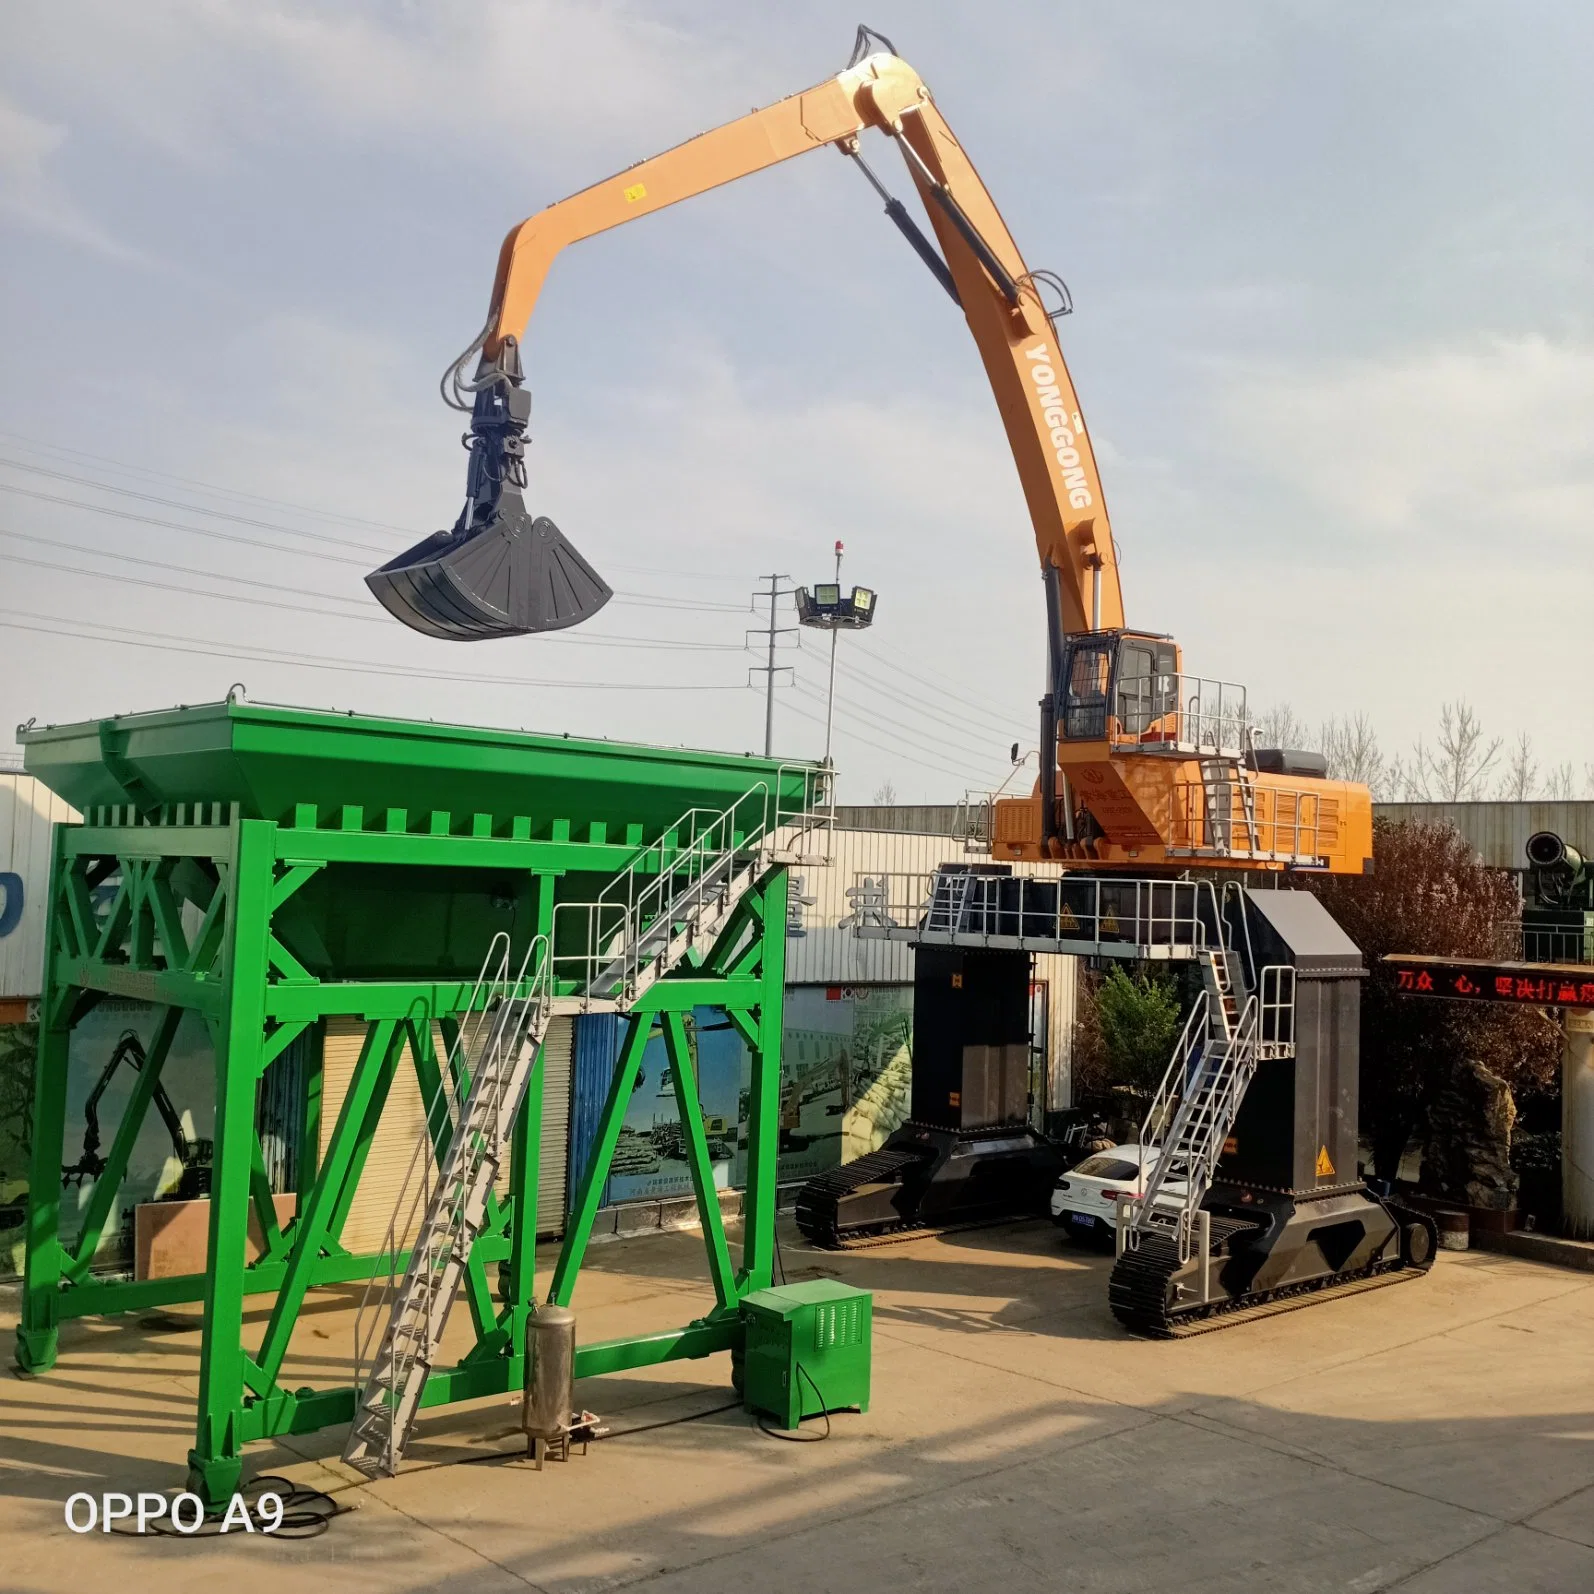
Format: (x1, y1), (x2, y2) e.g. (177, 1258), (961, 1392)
(1, 1), (1590, 803)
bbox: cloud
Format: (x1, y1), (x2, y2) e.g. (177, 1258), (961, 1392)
(1214, 336), (1594, 552)
(0, 92), (148, 262)
(2, 1), (756, 177)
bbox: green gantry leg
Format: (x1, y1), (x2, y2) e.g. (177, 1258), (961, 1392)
(662, 1009), (737, 1312)
(740, 869), (787, 1292)
(16, 826), (74, 1375)
(187, 819), (274, 1508)
(550, 1013), (653, 1308)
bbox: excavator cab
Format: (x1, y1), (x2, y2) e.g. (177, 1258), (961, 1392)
(1058, 630), (1181, 744)
(366, 340), (612, 639)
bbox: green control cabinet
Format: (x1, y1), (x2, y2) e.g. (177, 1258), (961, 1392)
(739, 1279), (872, 1430)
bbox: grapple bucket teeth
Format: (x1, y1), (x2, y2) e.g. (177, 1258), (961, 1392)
(365, 489), (612, 640)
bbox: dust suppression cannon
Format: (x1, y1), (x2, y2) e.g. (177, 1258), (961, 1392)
(365, 334), (612, 639)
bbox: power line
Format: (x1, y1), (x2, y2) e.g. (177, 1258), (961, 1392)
(0, 430), (435, 539)
(0, 456), (391, 553)
(0, 434), (758, 585)
(829, 651), (1033, 746)
(0, 610), (746, 691)
(853, 634), (1036, 731)
(779, 692), (997, 788)
(0, 526), (370, 605)
(792, 672), (1004, 773)
(0, 481), (373, 565)
(789, 674), (1003, 787)
(0, 485), (752, 613)
(0, 545), (750, 649)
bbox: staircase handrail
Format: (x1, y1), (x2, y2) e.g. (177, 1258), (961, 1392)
(352, 933), (551, 1473)
(1127, 991), (1260, 1256)
(1136, 988), (1211, 1163)
(1220, 879), (1257, 993)
(351, 928), (514, 1395)
(1169, 996), (1259, 1261)
(554, 764), (827, 997)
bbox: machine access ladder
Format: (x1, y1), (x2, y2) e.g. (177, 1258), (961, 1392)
(344, 778), (825, 1477)
(1124, 939), (1295, 1264)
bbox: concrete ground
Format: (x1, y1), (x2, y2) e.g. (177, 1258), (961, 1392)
(3, 1219), (1593, 1594)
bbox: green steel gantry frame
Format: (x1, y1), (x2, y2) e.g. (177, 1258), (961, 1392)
(15, 704), (803, 1506)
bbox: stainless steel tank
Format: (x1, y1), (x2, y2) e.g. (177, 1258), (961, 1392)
(522, 1303), (576, 1465)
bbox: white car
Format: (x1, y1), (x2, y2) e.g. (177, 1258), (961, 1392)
(1050, 1144), (1187, 1247)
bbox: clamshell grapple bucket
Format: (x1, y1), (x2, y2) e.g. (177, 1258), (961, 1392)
(366, 490), (611, 640)
(367, 336), (611, 639)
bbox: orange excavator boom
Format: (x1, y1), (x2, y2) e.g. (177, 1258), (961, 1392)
(366, 30), (1121, 643)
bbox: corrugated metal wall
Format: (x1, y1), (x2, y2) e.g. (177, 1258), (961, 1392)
(1376, 801), (1594, 871)
(1, 773), (79, 1000)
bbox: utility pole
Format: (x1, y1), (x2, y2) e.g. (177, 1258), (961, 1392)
(747, 574), (796, 757)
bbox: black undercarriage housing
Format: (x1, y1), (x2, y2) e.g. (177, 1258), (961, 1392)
(1107, 883), (1438, 1334)
(802, 867), (1439, 1333)
(796, 945), (1065, 1246)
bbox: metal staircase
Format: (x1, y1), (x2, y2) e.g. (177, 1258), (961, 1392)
(1198, 756), (1261, 857)
(344, 933), (556, 1476)
(344, 772), (827, 1476)
(1124, 936), (1294, 1265)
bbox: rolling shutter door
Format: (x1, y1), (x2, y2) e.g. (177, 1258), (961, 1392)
(318, 1017), (434, 1258)
(537, 1015), (572, 1237)
(317, 1014), (572, 1253)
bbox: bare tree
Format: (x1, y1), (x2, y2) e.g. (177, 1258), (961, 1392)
(1546, 762), (1578, 801)
(871, 779), (898, 806)
(1385, 752), (1415, 801)
(1497, 732), (1538, 801)
(1320, 713), (1389, 795)
(1408, 701), (1502, 801)
(1254, 701), (1312, 751)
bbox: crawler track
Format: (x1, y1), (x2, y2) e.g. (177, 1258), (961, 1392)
(1109, 1199), (1438, 1338)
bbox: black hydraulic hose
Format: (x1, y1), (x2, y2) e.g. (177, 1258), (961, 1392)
(884, 198), (963, 306)
(848, 149), (962, 308)
(925, 184), (1021, 305)
(888, 128), (1023, 306)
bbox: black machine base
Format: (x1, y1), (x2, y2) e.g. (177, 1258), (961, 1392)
(1108, 1185), (1438, 1338)
(794, 1120), (1065, 1248)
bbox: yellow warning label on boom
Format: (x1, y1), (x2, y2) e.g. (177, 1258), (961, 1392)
(1315, 1146), (1336, 1178)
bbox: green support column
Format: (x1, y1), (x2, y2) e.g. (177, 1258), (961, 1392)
(187, 818), (275, 1508)
(740, 869), (787, 1293)
(15, 828), (71, 1375)
(662, 1010), (737, 1312)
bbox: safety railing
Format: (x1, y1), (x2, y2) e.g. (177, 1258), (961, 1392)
(553, 763), (829, 1000)
(1128, 994), (1261, 1263)
(1138, 990), (1212, 1153)
(844, 870), (1216, 958)
(1171, 778), (1328, 861)
(1104, 673), (1249, 757)
(1257, 963), (1296, 1059)
(1497, 918), (1594, 964)
(953, 791), (994, 854)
